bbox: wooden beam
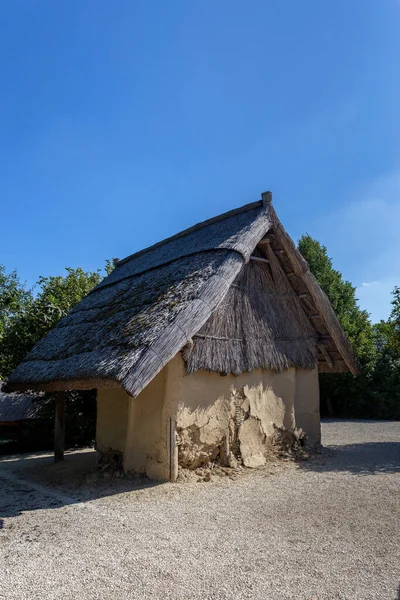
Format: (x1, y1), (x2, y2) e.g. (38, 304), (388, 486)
(299, 293), (309, 298)
(250, 255), (269, 264)
(7, 377), (121, 393)
(54, 391), (65, 463)
(318, 344), (334, 368)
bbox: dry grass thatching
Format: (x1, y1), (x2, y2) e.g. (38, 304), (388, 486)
(183, 247), (318, 374)
(8, 193), (359, 396)
(0, 386), (43, 422)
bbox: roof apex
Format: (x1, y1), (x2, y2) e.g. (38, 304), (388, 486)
(261, 191), (273, 208)
(116, 198), (264, 268)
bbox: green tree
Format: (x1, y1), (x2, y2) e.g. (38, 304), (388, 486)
(1, 261), (114, 450)
(387, 286), (400, 353)
(373, 319), (393, 352)
(298, 235), (376, 367)
(298, 235), (377, 417)
(0, 266), (104, 378)
(370, 287), (400, 420)
(0, 265), (32, 343)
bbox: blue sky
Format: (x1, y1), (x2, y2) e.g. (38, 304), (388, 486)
(1, 1), (399, 322)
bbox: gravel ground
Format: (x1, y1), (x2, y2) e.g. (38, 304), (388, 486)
(1, 420), (399, 600)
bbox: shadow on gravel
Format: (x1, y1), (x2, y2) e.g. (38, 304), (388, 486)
(0, 450), (164, 526)
(0, 481), (68, 529)
(301, 442), (400, 476)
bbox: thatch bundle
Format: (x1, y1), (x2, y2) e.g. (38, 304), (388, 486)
(0, 386), (43, 422)
(7, 193), (359, 397)
(184, 247), (317, 374)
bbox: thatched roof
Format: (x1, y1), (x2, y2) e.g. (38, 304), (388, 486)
(7, 192), (359, 397)
(0, 386), (42, 422)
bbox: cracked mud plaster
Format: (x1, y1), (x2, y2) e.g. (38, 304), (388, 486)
(176, 397), (231, 469)
(176, 375), (304, 470)
(237, 416), (267, 467)
(95, 356), (319, 480)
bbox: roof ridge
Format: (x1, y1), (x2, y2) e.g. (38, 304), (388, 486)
(116, 199), (263, 268)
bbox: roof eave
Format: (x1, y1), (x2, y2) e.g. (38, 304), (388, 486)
(6, 377), (123, 394)
(268, 203), (361, 376)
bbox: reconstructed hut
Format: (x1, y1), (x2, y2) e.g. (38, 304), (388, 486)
(7, 193), (359, 479)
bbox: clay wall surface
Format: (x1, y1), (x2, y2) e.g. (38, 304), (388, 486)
(123, 367), (169, 480)
(96, 355), (320, 481)
(165, 355), (312, 473)
(294, 367), (321, 445)
(96, 388), (129, 454)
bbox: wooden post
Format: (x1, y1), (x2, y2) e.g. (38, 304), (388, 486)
(54, 391), (65, 463)
(169, 418), (178, 482)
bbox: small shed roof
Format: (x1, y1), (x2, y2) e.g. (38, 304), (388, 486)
(0, 387), (42, 422)
(7, 192), (360, 397)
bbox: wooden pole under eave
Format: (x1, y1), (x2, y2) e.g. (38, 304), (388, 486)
(54, 391), (66, 463)
(169, 418), (178, 482)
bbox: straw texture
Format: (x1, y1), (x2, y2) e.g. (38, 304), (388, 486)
(184, 248), (317, 375)
(0, 387), (42, 422)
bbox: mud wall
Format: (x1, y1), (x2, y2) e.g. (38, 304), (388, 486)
(164, 354), (306, 472)
(96, 367), (170, 481)
(96, 387), (129, 454)
(294, 367), (320, 446)
(123, 367), (169, 480)
(96, 355), (320, 481)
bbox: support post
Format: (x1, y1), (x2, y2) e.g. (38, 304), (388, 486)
(169, 418), (178, 482)
(54, 391), (65, 463)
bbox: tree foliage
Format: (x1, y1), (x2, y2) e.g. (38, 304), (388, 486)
(297, 235), (376, 367)
(369, 287), (400, 419)
(298, 235), (399, 419)
(0, 266), (110, 379)
(0, 262), (114, 451)
(0, 265), (32, 342)
(387, 286), (400, 353)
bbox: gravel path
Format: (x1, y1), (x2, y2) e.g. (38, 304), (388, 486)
(1, 420), (399, 600)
